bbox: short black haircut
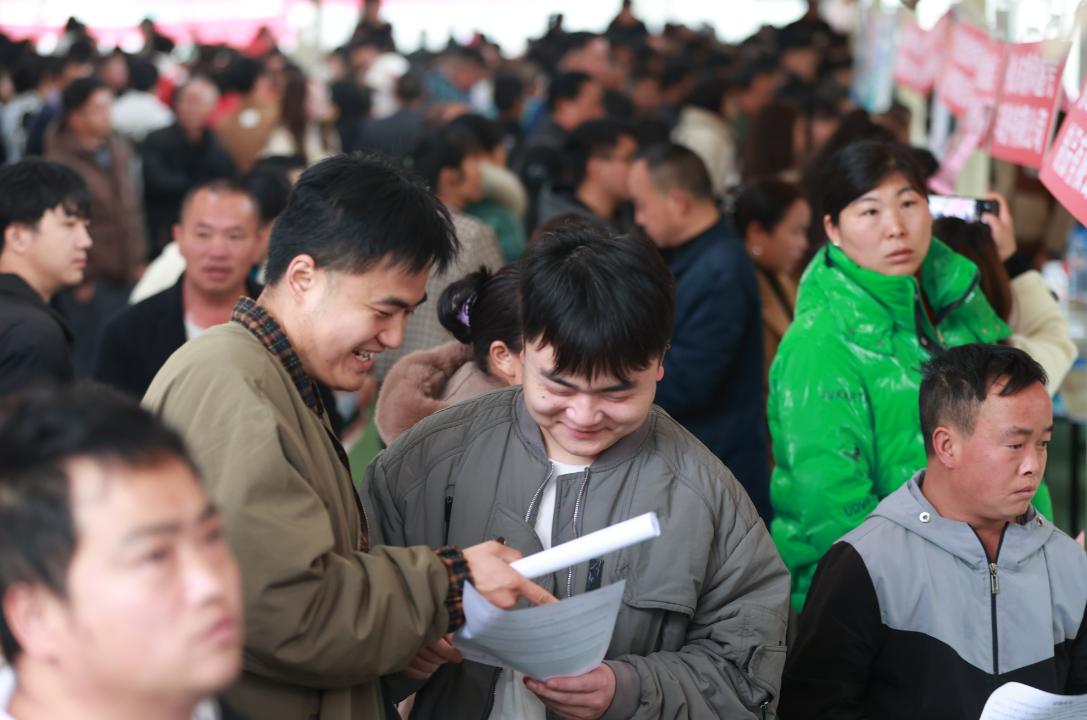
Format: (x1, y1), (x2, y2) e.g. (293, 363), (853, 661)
(264, 153), (458, 285)
(411, 122), (482, 191)
(637, 142), (714, 202)
(395, 71), (424, 104)
(818, 140), (927, 226)
(0, 159), (91, 254)
(733, 176), (804, 236)
(244, 157), (302, 225)
(734, 55), (779, 90)
(61, 75), (107, 118)
(438, 263), (522, 373)
(521, 218), (675, 382)
(448, 113), (504, 153)
(0, 384), (199, 661)
(127, 56), (159, 92)
(565, 118), (634, 188)
(547, 71), (593, 112)
(683, 76), (729, 113)
(919, 344), (1048, 456)
(493, 72), (525, 114)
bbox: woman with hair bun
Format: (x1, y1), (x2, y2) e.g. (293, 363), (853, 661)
(375, 263), (522, 445)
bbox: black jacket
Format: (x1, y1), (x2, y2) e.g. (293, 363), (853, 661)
(93, 275), (260, 400)
(94, 277), (347, 433)
(141, 124), (236, 251)
(655, 218), (771, 523)
(0, 273), (73, 395)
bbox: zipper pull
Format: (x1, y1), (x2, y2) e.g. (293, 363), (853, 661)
(989, 562), (999, 595)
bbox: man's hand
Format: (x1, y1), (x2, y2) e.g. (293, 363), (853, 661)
(980, 192), (1016, 261)
(524, 663), (617, 720)
(402, 635), (462, 680)
(462, 541), (556, 608)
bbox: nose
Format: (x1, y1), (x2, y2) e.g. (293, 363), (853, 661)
(78, 223), (93, 249)
(885, 207), (907, 238)
(377, 315), (407, 350)
(1020, 444), (1046, 478)
(184, 543), (228, 606)
(565, 393), (600, 428)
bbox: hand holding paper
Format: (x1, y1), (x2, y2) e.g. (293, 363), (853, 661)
(462, 540), (556, 608)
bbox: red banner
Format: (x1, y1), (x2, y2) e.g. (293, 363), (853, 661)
(936, 19), (1003, 119)
(1041, 81), (1087, 227)
(990, 41), (1069, 169)
(895, 18), (940, 94)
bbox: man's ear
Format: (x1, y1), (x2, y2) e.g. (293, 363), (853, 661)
(283, 254), (319, 301)
(3, 223), (33, 255)
(3, 583), (66, 663)
(931, 425), (959, 469)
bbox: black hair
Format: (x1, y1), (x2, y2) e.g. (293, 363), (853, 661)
(448, 114), (504, 153)
(521, 218), (675, 382)
(126, 56), (159, 93)
(265, 153), (458, 284)
(734, 55), (779, 89)
(244, 156), (303, 225)
(637, 142), (714, 202)
(411, 122), (482, 191)
(0, 384), (199, 661)
(683, 75), (729, 113)
(818, 140), (928, 226)
(547, 71), (593, 112)
(60, 75), (107, 118)
(438, 263), (523, 374)
(178, 178), (259, 225)
(395, 71), (424, 104)
(0, 159), (91, 254)
(933, 216), (1012, 322)
(493, 72), (525, 114)
(919, 344), (1047, 456)
(565, 118), (633, 188)
(733, 177), (805, 236)
(223, 56), (264, 95)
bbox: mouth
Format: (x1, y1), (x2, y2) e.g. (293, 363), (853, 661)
(202, 616), (239, 646)
(886, 249), (914, 264)
(352, 348), (377, 371)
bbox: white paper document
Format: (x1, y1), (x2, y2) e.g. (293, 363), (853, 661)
(510, 512), (660, 579)
(454, 580), (626, 680)
(979, 682), (1087, 719)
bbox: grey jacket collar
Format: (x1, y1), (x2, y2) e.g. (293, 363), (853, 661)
(870, 470), (1052, 568)
(512, 388), (654, 472)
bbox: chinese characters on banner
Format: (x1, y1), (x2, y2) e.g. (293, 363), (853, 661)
(936, 20), (998, 118)
(1041, 83), (1087, 227)
(893, 16), (949, 95)
(990, 41), (1070, 169)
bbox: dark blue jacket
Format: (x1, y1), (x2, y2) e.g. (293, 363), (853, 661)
(656, 217), (771, 522)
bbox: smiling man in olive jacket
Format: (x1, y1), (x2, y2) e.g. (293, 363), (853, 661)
(143, 155), (552, 720)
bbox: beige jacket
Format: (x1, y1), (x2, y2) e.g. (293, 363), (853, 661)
(143, 323), (453, 720)
(1007, 269), (1076, 395)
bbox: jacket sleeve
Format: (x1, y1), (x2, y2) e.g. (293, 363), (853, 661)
(1006, 270), (1076, 396)
(604, 509), (790, 719)
(0, 320), (73, 388)
(778, 542), (884, 720)
(768, 337), (877, 613)
(655, 259), (754, 417)
(145, 359), (454, 689)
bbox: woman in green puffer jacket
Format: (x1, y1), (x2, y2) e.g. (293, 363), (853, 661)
(769, 140), (1053, 614)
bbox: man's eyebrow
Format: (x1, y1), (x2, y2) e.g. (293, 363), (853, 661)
(1003, 426), (1053, 438)
(374, 293), (427, 310)
(121, 502), (220, 545)
(542, 371), (633, 394)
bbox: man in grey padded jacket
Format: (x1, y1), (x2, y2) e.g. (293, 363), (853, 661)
(364, 220), (789, 720)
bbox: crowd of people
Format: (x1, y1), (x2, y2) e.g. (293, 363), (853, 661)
(0, 1), (1085, 719)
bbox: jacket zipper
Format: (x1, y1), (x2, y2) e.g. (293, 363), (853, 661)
(933, 272), (980, 325)
(481, 667), (501, 719)
(566, 468), (592, 598)
(524, 467), (555, 525)
(977, 525), (1008, 678)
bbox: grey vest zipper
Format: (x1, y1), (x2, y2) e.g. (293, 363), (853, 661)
(567, 468), (592, 599)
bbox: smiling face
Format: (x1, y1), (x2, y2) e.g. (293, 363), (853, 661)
(46, 457), (242, 703)
(519, 339), (662, 465)
(942, 380), (1053, 526)
(824, 171), (932, 276)
(289, 259), (429, 392)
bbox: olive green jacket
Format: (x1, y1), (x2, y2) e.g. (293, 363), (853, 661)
(144, 323), (453, 720)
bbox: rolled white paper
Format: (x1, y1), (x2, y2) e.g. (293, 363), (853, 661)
(510, 512), (661, 580)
